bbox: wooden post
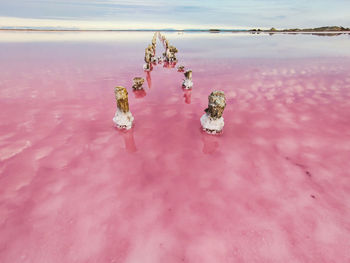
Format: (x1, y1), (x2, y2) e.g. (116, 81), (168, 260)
(114, 86), (129, 113)
(132, 77), (145, 90)
(113, 86), (134, 129)
(200, 91), (226, 134)
(205, 91), (226, 119)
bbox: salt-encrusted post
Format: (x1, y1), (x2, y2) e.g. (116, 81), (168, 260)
(182, 69), (193, 89)
(177, 65), (185, 72)
(163, 44), (178, 63)
(113, 86), (134, 130)
(152, 33), (157, 49)
(168, 46), (178, 62)
(200, 91), (226, 134)
(144, 45), (154, 71)
(132, 77), (145, 90)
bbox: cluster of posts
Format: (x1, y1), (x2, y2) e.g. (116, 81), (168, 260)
(113, 32), (226, 134)
(143, 32), (157, 71)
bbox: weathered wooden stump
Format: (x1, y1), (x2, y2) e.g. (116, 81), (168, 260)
(132, 77), (145, 90)
(200, 91), (226, 134)
(182, 69), (193, 89)
(113, 86), (134, 129)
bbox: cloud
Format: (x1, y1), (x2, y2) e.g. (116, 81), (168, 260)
(0, 0), (349, 29)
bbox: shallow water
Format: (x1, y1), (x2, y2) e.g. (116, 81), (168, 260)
(1, 31), (350, 262)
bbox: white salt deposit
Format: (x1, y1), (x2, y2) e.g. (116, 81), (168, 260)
(143, 64), (151, 71)
(200, 113), (224, 134)
(182, 79), (193, 89)
(113, 109), (134, 130)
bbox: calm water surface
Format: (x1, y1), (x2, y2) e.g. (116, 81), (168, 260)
(1, 31), (350, 262)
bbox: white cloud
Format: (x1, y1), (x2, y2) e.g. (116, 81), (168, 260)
(0, 16), (248, 30)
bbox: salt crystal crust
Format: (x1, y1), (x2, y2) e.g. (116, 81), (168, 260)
(182, 70), (193, 89)
(201, 90), (226, 134)
(113, 109), (134, 130)
(182, 79), (193, 89)
(200, 114), (224, 134)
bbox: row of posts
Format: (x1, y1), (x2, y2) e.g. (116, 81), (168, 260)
(113, 32), (226, 134)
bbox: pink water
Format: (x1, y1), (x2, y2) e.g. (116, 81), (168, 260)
(1, 32), (350, 262)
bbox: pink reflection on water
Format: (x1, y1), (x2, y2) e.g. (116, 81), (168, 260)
(1, 32), (350, 262)
(146, 71), (152, 89)
(133, 89), (147, 99)
(201, 130), (220, 154)
(163, 61), (177, 69)
(183, 88), (192, 104)
(113, 128), (138, 153)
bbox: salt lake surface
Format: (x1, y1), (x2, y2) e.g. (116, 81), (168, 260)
(1, 31), (350, 262)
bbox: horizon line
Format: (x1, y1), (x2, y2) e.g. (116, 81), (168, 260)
(1, 28), (350, 33)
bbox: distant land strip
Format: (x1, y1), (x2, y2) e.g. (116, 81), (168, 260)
(0, 26), (349, 33)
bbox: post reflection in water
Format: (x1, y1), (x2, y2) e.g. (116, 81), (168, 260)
(182, 88), (192, 104)
(163, 61), (176, 69)
(118, 128), (137, 153)
(201, 130), (220, 154)
(146, 71), (152, 89)
(133, 89), (147, 99)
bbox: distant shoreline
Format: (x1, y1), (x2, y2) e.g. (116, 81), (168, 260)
(0, 28), (246, 32)
(0, 26), (350, 34)
(1, 29), (349, 34)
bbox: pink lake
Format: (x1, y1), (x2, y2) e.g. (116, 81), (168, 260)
(1, 31), (350, 262)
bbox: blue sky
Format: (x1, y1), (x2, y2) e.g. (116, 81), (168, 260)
(0, 0), (349, 29)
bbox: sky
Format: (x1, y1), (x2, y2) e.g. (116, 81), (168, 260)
(0, 0), (349, 30)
